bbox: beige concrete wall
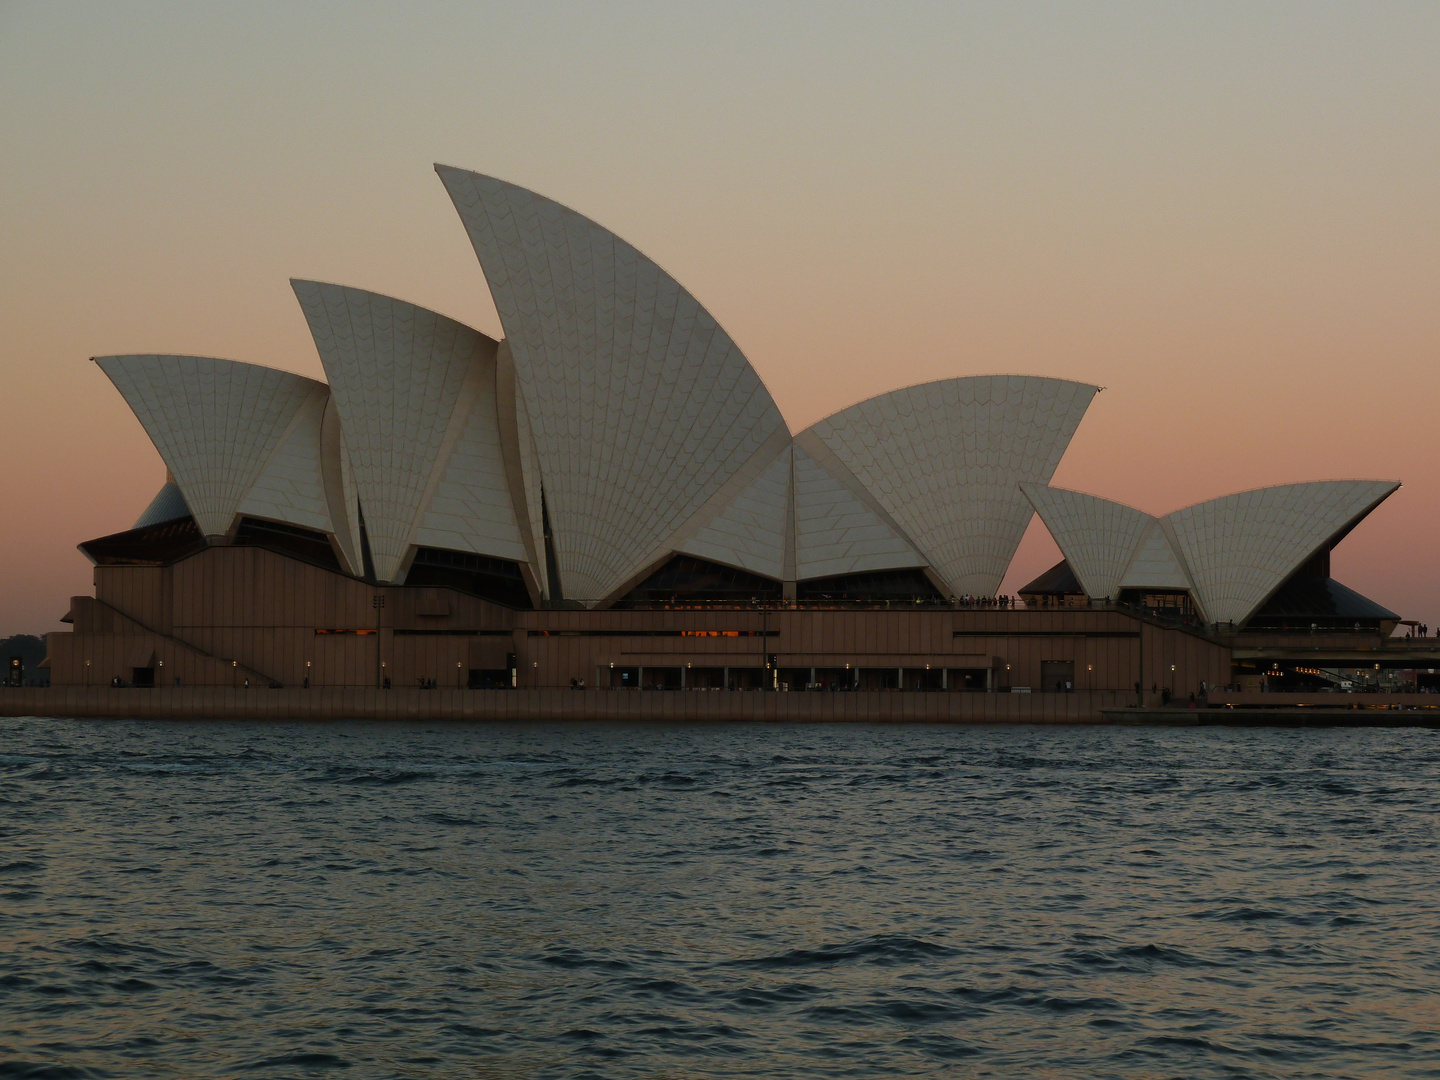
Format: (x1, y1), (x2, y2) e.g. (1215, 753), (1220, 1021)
(49, 546), (1233, 698)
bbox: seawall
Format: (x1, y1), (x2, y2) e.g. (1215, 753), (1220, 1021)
(2, 687), (1131, 723)
(9, 688), (1438, 724)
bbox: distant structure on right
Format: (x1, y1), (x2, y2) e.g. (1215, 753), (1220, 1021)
(1018, 481), (1399, 631)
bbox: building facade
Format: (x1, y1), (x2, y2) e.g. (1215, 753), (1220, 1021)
(43, 166), (1415, 703)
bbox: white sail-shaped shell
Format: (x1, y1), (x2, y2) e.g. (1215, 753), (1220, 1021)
(293, 280), (526, 583)
(96, 354), (322, 539)
(438, 166), (788, 604)
(805, 376), (1097, 595)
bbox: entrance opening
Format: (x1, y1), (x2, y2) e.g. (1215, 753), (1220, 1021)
(1040, 660), (1075, 692)
(685, 667), (726, 689)
(857, 668), (899, 690)
(1118, 589), (1196, 623)
(467, 668), (511, 689)
(642, 667), (683, 690)
(947, 668), (988, 691)
(902, 668), (944, 691)
(727, 667), (765, 690)
(609, 666), (641, 689)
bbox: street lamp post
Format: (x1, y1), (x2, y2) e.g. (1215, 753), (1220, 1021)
(372, 593), (386, 688)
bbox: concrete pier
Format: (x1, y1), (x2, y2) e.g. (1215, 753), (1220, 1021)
(8, 687), (1439, 724)
(3, 686), (1131, 724)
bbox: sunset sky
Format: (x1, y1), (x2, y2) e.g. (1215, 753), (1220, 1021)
(2, 2), (1438, 636)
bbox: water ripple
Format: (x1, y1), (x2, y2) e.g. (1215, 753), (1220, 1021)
(2, 718), (1439, 1077)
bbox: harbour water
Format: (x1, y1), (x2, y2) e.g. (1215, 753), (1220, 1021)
(2, 717), (1438, 1077)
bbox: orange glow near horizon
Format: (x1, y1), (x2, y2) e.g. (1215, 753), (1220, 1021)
(2, 4), (1438, 636)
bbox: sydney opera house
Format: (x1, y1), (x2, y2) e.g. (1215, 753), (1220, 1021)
(41, 165), (1422, 710)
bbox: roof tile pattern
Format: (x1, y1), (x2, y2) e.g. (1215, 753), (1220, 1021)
(792, 444), (924, 580)
(96, 355), (321, 538)
(437, 166), (788, 604)
(237, 384), (334, 533)
(1019, 483), (1152, 599)
(292, 280), (500, 582)
(1023, 481), (1398, 624)
(678, 446), (791, 580)
(1120, 522), (1192, 591)
(132, 481), (192, 529)
(1165, 481), (1398, 625)
(414, 367), (528, 564)
(807, 377), (1097, 595)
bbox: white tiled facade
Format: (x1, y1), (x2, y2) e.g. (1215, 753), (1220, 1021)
(93, 168), (1399, 623)
(1121, 523), (1193, 592)
(236, 383), (334, 535)
(677, 446), (793, 581)
(1165, 481), (1398, 625)
(1024, 481), (1399, 625)
(1020, 483), (1154, 599)
(437, 166), (788, 605)
(412, 387), (529, 566)
(806, 377), (1097, 596)
(132, 480), (191, 529)
(96, 355), (324, 538)
(292, 280), (514, 584)
(791, 441), (925, 581)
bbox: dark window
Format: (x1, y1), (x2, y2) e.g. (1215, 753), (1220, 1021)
(405, 548), (533, 609)
(797, 568), (943, 603)
(947, 668), (989, 691)
(1244, 576), (1398, 633)
(1040, 660), (1075, 692)
(467, 668), (511, 689)
(233, 518), (342, 572)
(357, 503), (377, 583)
(1118, 588), (1197, 622)
(79, 517), (206, 566)
(857, 667), (900, 690)
(612, 555), (782, 607)
(540, 489), (564, 602)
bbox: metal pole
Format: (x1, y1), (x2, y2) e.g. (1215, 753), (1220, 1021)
(761, 606), (768, 690)
(1137, 612), (1144, 707)
(373, 592), (385, 688)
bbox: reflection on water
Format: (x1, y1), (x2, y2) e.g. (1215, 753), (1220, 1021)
(1, 718), (1438, 1077)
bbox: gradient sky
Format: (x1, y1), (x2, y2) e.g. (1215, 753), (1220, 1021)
(2, 1), (1438, 637)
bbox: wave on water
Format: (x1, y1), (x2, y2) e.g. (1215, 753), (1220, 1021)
(1, 718), (1439, 1077)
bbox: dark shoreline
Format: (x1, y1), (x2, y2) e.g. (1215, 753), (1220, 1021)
(5, 687), (1439, 725)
